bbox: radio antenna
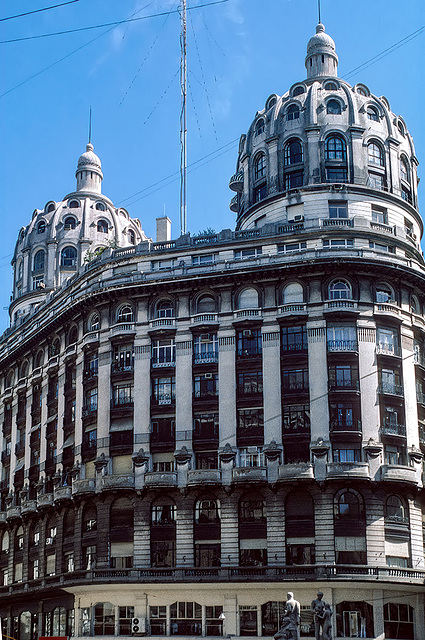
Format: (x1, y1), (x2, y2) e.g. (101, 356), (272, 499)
(179, 0), (187, 235)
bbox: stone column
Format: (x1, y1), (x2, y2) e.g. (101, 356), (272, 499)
(350, 125), (367, 185)
(96, 315), (111, 457)
(313, 489), (335, 565)
(133, 341), (151, 453)
(175, 495), (194, 567)
(218, 329), (236, 448)
(307, 320), (329, 442)
(305, 126), (321, 184)
(358, 323), (380, 440)
(365, 490), (386, 567)
(266, 491), (285, 565)
(372, 589), (384, 640)
(74, 348), (84, 467)
(409, 498), (425, 571)
(134, 498), (150, 568)
(220, 493), (239, 566)
(175, 334), (193, 452)
(262, 326), (281, 445)
(401, 327), (419, 447)
(266, 136), (279, 195)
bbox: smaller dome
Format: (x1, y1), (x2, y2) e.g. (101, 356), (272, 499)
(307, 23), (336, 54)
(77, 143), (102, 172)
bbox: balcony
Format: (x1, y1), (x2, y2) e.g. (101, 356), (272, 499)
(47, 355), (59, 372)
(102, 474), (135, 490)
(72, 478), (95, 495)
(37, 493), (54, 509)
(21, 500), (37, 515)
(322, 218), (354, 227)
(237, 348), (262, 359)
(330, 420), (362, 433)
(193, 351), (218, 364)
(376, 343), (401, 357)
(83, 330), (99, 345)
(151, 393), (176, 406)
(234, 309), (262, 320)
(111, 396), (134, 409)
(111, 362), (134, 374)
(191, 314), (218, 325)
(144, 471), (177, 487)
(276, 222), (304, 234)
(188, 469), (221, 485)
(233, 466), (267, 483)
(327, 339), (358, 352)
(278, 463), (314, 481)
(324, 300), (358, 313)
(326, 462), (370, 479)
(15, 442), (25, 458)
(152, 358), (175, 369)
(373, 302), (401, 318)
(82, 403), (98, 418)
(278, 303), (307, 316)
(380, 465), (417, 484)
(328, 379), (359, 392)
(378, 383), (404, 397)
(54, 485), (72, 503)
(6, 506), (21, 521)
(110, 323), (136, 335)
(229, 195), (238, 212)
(149, 318), (176, 330)
(229, 170), (244, 192)
(380, 423), (406, 437)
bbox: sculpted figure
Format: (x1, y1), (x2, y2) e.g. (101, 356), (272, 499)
(274, 592), (300, 640)
(311, 592), (332, 640)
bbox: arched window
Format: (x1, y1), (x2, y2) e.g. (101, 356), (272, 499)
(197, 294), (216, 314)
(82, 502), (97, 532)
(356, 86), (367, 96)
(152, 497), (176, 525)
(335, 490), (364, 520)
(156, 300), (174, 318)
(238, 287), (259, 309)
(255, 119), (265, 136)
(284, 140), (303, 165)
(63, 509), (75, 538)
(61, 246), (77, 267)
(128, 229), (136, 245)
(50, 338), (61, 357)
(67, 325), (78, 345)
(33, 250), (45, 272)
(293, 86), (305, 97)
(385, 496), (408, 524)
(239, 494), (265, 522)
(37, 220), (46, 234)
(110, 497), (134, 569)
(375, 283), (394, 303)
(195, 498), (220, 524)
(400, 157), (409, 183)
(286, 104), (300, 121)
(17, 261), (23, 280)
(97, 220), (108, 234)
(283, 282), (304, 304)
(367, 105), (379, 122)
(254, 154), (266, 180)
(327, 99), (341, 115)
(68, 200), (80, 209)
(368, 142), (383, 166)
(6, 370), (14, 388)
(410, 295), (419, 314)
(397, 121), (405, 137)
(325, 82), (337, 90)
(15, 527), (24, 552)
(266, 96), (277, 110)
(325, 135), (346, 160)
(95, 202), (106, 211)
(1, 531), (9, 554)
(34, 349), (44, 368)
(329, 280), (352, 300)
(89, 313), (100, 331)
(45, 203), (55, 213)
(19, 361), (28, 378)
(117, 304), (134, 323)
(64, 216), (76, 230)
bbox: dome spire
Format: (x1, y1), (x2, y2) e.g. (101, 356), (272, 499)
(305, 22), (338, 79)
(75, 141), (103, 193)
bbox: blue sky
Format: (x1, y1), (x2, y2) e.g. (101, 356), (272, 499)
(0, 0), (424, 330)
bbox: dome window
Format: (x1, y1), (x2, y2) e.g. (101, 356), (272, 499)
(68, 200), (80, 209)
(329, 280), (352, 300)
(17, 260), (23, 280)
(97, 220), (109, 234)
(326, 99), (341, 115)
(375, 283), (394, 304)
(95, 202), (106, 211)
(254, 154), (266, 181)
(197, 294), (216, 314)
(156, 300), (174, 318)
(397, 121), (405, 137)
(255, 119), (265, 136)
(284, 139), (303, 165)
(367, 142), (383, 166)
(286, 104), (300, 121)
(283, 282), (303, 305)
(37, 220), (46, 234)
(325, 82), (338, 90)
(64, 216), (77, 230)
(128, 229), (136, 245)
(400, 157), (409, 183)
(367, 106), (379, 122)
(33, 250), (45, 272)
(238, 287), (259, 310)
(89, 313), (100, 331)
(266, 96), (277, 110)
(325, 135), (346, 161)
(292, 86), (305, 97)
(45, 203), (55, 213)
(61, 246), (77, 268)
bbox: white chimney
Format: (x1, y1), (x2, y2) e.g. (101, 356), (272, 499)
(156, 216), (172, 242)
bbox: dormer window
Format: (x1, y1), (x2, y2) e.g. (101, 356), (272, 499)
(367, 106), (379, 122)
(255, 119), (265, 136)
(287, 104), (300, 121)
(64, 216), (77, 230)
(33, 250), (45, 272)
(37, 220), (46, 234)
(292, 86), (305, 97)
(97, 220), (109, 234)
(397, 121), (405, 137)
(368, 142), (383, 166)
(95, 202), (106, 211)
(68, 200), (80, 209)
(128, 229), (136, 245)
(326, 99), (341, 115)
(45, 203), (55, 213)
(325, 82), (337, 90)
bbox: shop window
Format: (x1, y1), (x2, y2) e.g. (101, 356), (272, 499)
(94, 603), (115, 636)
(170, 602), (202, 636)
(150, 607), (167, 636)
(384, 603), (414, 640)
(336, 602), (374, 638)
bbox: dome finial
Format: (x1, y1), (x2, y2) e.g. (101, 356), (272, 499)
(75, 140), (103, 193)
(305, 21), (338, 79)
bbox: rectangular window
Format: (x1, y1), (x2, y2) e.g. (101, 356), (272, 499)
(377, 327), (399, 354)
(152, 377), (176, 404)
(152, 460), (174, 472)
(151, 259), (175, 271)
(327, 325), (357, 350)
(278, 242), (307, 253)
(239, 447), (265, 467)
(152, 338), (176, 366)
(118, 607), (135, 636)
(330, 403), (355, 430)
(193, 414), (219, 439)
(329, 202), (348, 219)
(333, 448), (361, 463)
(238, 371), (263, 395)
(193, 334), (218, 363)
(32, 275), (44, 290)
(238, 409), (264, 431)
(112, 384), (133, 406)
(369, 172), (384, 189)
(195, 544), (221, 568)
(281, 325), (308, 352)
(323, 238), (354, 248)
(282, 405), (310, 433)
(192, 253), (216, 266)
(113, 344), (134, 371)
(253, 183), (267, 203)
(369, 241), (395, 253)
(234, 247), (262, 260)
(285, 171), (303, 190)
(237, 329), (262, 357)
(286, 544), (315, 565)
(281, 368), (309, 392)
(150, 606), (167, 636)
(326, 168), (348, 183)
(196, 451), (218, 469)
(384, 444), (406, 465)
(151, 541), (175, 568)
(194, 374), (218, 398)
(371, 206), (387, 224)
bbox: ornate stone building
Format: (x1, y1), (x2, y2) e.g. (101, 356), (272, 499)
(0, 22), (424, 640)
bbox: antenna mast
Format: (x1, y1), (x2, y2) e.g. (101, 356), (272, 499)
(88, 105), (92, 143)
(179, 0), (187, 236)
(318, 0), (321, 23)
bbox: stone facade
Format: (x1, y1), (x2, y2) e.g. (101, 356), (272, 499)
(0, 22), (424, 640)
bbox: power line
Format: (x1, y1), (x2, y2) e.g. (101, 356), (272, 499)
(0, 0), (229, 45)
(0, 0), (79, 22)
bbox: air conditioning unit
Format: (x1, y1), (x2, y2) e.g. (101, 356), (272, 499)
(46, 537), (54, 545)
(132, 618), (146, 635)
(200, 334), (211, 343)
(204, 373), (213, 380)
(243, 329), (252, 338)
